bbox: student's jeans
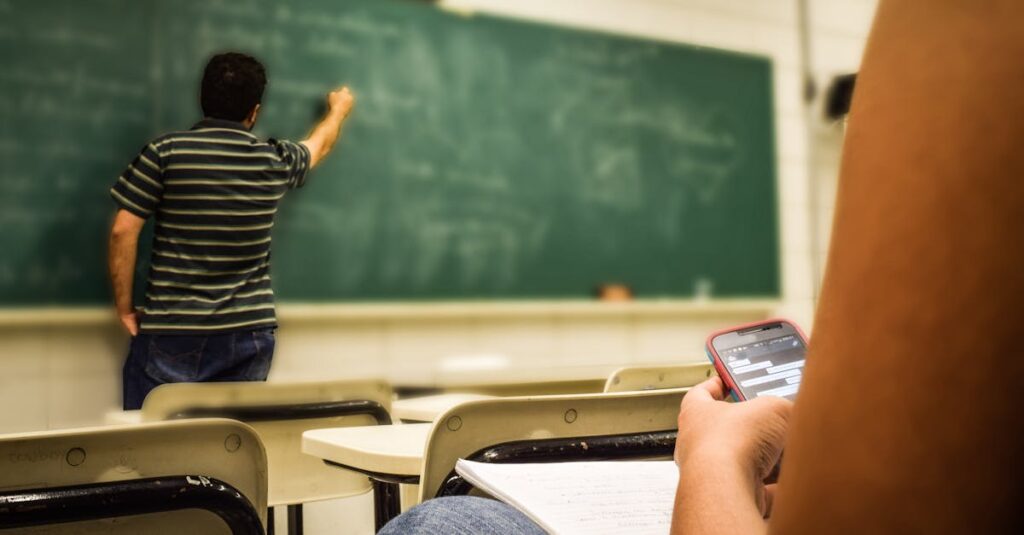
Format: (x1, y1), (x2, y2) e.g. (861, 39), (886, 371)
(378, 496), (545, 535)
(122, 329), (275, 410)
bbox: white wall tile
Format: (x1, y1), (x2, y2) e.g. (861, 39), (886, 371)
(774, 297), (816, 332)
(751, 22), (802, 67)
(634, 317), (736, 363)
(781, 205), (812, 254)
(553, 317), (633, 366)
(0, 329), (48, 377)
(776, 115), (809, 163)
(383, 320), (481, 384)
(0, 375), (49, 433)
(475, 318), (558, 362)
(809, 0), (878, 38)
(46, 326), (124, 379)
(778, 161), (811, 208)
(811, 33), (870, 74)
(678, 0), (798, 27)
(0, 329), (49, 433)
(271, 323), (387, 381)
(674, 10), (761, 51)
(48, 374), (119, 429)
(781, 249), (815, 302)
(773, 70), (805, 116)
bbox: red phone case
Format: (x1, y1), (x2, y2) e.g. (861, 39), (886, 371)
(705, 318), (808, 401)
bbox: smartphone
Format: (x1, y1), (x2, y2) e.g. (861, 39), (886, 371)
(705, 319), (808, 401)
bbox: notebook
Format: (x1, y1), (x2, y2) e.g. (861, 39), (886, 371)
(455, 459), (679, 535)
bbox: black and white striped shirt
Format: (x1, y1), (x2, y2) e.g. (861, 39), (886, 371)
(110, 118), (311, 334)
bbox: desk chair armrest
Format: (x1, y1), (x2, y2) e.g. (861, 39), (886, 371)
(0, 475), (263, 534)
(170, 400), (392, 425)
(436, 430), (677, 498)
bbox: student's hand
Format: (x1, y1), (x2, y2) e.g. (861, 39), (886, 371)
(119, 309), (140, 337)
(327, 86), (355, 118)
(674, 377), (792, 517)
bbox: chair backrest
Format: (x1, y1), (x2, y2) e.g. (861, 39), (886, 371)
(603, 363), (715, 393)
(0, 419), (266, 534)
(418, 388), (687, 501)
(141, 379), (392, 507)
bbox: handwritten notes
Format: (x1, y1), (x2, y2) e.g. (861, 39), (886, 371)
(456, 459), (678, 535)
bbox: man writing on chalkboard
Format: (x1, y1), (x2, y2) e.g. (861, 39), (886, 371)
(107, 52), (354, 409)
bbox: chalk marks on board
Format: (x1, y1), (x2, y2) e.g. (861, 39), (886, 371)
(552, 40), (661, 68)
(586, 144), (644, 211)
(394, 158), (438, 181)
(0, 69), (146, 99)
(0, 138), (22, 153)
(269, 78), (329, 99)
(197, 0), (266, 21)
(304, 34), (359, 59)
(663, 106), (743, 206)
(0, 264), (14, 288)
(280, 188), (550, 293)
(380, 198), (551, 291)
(0, 70), (148, 138)
(33, 27), (117, 50)
(2, 258), (87, 295)
(279, 198), (381, 290)
(3, 93), (144, 129)
(287, 9), (403, 39)
(192, 19), (289, 56)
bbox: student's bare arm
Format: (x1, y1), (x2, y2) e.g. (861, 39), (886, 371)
(771, 1), (1024, 533)
(108, 209), (146, 336)
(302, 87), (355, 168)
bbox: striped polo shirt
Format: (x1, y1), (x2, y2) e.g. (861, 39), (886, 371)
(110, 118), (311, 334)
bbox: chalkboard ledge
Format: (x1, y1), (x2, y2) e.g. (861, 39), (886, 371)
(0, 300), (779, 327)
(275, 299), (780, 322)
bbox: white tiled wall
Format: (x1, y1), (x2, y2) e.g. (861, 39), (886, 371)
(269, 308), (763, 385)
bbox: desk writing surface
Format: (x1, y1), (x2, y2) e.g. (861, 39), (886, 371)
(0, 0), (778, 305)
(425, 364), (620, 388)
(303, 423), (431, 476)
(393, 393), (495, 422)
(104, 410), (143, 426)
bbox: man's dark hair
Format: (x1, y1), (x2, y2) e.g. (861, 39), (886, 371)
(200, 52), (267, 122)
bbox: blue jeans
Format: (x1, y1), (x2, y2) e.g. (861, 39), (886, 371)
(379, 497), (545, 535)
(122, 329), (275, 410)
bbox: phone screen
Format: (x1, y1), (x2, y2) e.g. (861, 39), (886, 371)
(718, 331), (806, 401)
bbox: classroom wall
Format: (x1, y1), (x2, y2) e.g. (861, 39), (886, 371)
(0, 0), (878, 436)
(806, 0), (877, 295)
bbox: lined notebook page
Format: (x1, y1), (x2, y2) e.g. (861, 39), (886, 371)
(455, 459), (679, 535)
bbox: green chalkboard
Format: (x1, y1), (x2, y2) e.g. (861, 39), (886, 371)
(0, 0), (778, 304)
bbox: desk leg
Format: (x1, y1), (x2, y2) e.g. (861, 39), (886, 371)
(372, 480), (401, 531)
(287, 504), (303, 535)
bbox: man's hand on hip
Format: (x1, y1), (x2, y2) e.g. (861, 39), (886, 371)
(119, 309), (140, 337)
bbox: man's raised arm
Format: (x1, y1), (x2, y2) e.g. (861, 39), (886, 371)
(301, 86), (355, 169)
